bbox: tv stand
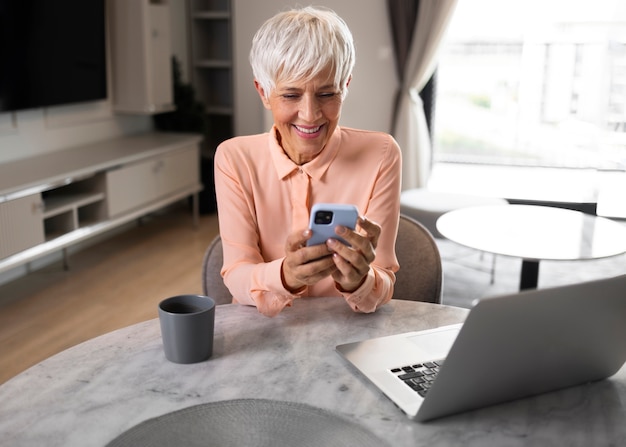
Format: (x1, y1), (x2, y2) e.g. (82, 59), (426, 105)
(0, 132), (203, 275)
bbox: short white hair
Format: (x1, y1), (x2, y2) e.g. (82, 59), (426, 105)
(250, 6), (355, 99)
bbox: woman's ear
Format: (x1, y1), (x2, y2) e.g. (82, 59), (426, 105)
(254, 80), (272, 109)
(346, 75), (352, 88)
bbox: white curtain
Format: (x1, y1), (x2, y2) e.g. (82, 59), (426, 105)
(390, 0), (458, 190)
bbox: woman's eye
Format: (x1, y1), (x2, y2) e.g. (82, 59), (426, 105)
(278, 92), (338, 101)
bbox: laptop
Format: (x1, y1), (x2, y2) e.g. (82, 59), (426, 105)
(336, 274), (626, 422)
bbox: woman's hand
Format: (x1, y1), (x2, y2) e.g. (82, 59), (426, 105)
(281, 229), (339, 292)
(281, 216), (381, 294)
(326, 216), (380, 292)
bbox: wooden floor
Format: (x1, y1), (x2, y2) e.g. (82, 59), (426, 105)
(0, 203), (219, 385)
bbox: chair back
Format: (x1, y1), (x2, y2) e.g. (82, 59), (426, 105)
(201, 235), (233, 305)
(393, 214), (443, 303)
(202, 214), (443, 305)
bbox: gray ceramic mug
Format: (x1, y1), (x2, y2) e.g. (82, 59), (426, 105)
(158, 294), (215, 364)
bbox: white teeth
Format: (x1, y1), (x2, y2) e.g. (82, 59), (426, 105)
(295, 125), (321, 134)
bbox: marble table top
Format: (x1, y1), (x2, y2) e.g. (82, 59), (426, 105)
(1, 297), (625, 446)
(437, 204), (626, 262)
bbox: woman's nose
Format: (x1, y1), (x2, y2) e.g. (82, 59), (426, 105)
(299, 94), (321, 121)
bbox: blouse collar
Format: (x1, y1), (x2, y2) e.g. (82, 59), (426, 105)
(269, 125), (341, 181)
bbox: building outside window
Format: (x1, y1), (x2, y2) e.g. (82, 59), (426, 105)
(434, 0), (626, 172)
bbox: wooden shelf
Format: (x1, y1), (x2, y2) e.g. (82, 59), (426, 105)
(188, 0), (234, 151)
(205, 105), (233, 115)
(193, 11), (229, 19)
(43, 193), (105, 219)
(195, 59), (231, 69)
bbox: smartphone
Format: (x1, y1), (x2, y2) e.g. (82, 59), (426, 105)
(307, 203), (359, 247)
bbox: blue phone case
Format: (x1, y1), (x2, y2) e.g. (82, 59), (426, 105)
(307, 203), (359, 246)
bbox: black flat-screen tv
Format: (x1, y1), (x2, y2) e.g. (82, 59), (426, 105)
(0, 0), (107, 113)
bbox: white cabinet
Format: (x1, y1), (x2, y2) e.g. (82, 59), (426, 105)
(159, 144), (200, 193)
(106, 145), (199, 217)
(0, 132), (203, 275)
(0, 195), (45, 258)
(110, 0), (175, 114)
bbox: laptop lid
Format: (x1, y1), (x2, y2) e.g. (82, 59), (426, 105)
(336, 274), (626, 422)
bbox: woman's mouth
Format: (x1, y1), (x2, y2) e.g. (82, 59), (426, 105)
(294, 124), (323, 137)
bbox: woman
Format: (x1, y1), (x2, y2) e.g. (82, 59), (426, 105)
(214, 6), (402, 317)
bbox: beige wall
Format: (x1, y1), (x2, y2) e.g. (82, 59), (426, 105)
(232, 0), (397, 137)
(0, 104), (151, 164)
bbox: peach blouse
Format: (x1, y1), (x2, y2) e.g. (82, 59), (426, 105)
(214, 126), (401, 316)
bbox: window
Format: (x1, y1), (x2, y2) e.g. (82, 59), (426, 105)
(434, 0), (626, 171)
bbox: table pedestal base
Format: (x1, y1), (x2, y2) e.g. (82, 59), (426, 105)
(520, 260), (539, 290)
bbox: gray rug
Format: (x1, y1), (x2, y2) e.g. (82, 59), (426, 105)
(106, 399), (390, 447)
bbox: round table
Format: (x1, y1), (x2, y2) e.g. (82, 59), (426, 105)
(400, 188), (508, 238)
(437, 204), (626, 289)
(1, 298), (625, 446)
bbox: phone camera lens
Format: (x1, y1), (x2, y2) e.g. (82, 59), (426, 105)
(314, 211), (333, 225)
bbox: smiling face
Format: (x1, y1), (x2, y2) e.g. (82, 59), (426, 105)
(255, 68), (350, 165)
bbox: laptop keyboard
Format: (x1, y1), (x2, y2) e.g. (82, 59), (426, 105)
(390, 359), (445, 397)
